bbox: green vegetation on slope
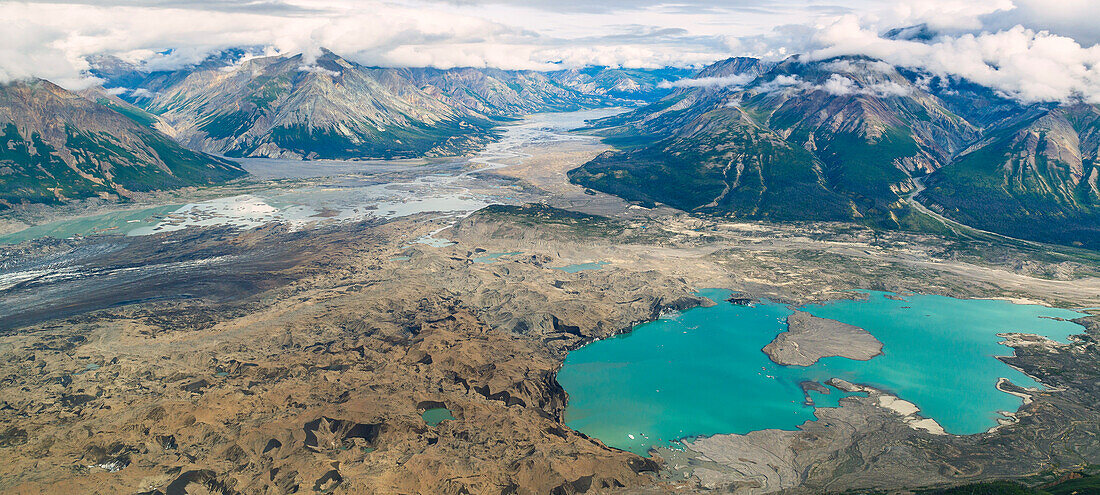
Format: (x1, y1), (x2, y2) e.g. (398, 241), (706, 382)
(0, 81), (245, 209)
(919, 481), (1050, 495)
(921, 115), (1100, 249)
(261, 118), (500, 159)
(915, 470), (1100, 495)
(97, 99), (160, 128)
(0, 124), (100, 206)
(572, 108), (860, 222)
(570, 56), (1100, 249)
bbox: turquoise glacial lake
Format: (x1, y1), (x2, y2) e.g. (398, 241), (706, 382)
(557, 289), (1086, 455)
(552, 261), (610, 273)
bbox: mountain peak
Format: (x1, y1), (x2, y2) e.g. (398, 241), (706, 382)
(695, 57), (768, 80)
(882, 24), (938, 42)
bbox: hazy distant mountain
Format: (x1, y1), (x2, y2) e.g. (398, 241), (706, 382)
(89, 49), (685, 160)
(0, 80), (244, 209)
(395, 67), (605, 117)
(394, 66), (690, 117)
(548, 66), (694, 101)
(571, 55), (1100, 247)
(881, 23), (938, 42)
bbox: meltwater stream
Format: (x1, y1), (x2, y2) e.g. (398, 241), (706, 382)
(557, 290), (1087, 456)
(0, 108), (622, 245)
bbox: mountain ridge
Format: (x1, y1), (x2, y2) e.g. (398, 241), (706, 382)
(0, 79), (244, 209)
(570, 54), (1100, 247)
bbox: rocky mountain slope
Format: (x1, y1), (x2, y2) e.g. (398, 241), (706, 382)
(920, 103), (1100, 246)
(102, 49), (502, 160)
(0, 80), (244, 209)
(571, 103), (858, 222)
(571, 55), (1100, 248)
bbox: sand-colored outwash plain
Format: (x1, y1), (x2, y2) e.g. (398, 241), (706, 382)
(1, 132), (1099, 494)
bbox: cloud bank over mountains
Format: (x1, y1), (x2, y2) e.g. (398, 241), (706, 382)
(804, 6), (1100, 103)
(3, 0), (1100, 103)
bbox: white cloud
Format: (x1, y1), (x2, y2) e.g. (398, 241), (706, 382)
(756, 74), (811, 93)
(0, 1), (549, 86)
(867, 80), (911, 97)
(981, 0), (1100, 46)
(820, 74), (911, 97)
(877, 0), (1014, 32)
(658, 73), (757, 89)
(820, 59), (893, 74)
(807, 20), (1100, 103)
(821, 74), (857, 95)
(298, 65), (340, 77)
(0, 0), (879, 88)
(718, 0), (1100, 103)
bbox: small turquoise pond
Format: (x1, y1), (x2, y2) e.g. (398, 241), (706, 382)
(473, 251), (522, 263)
(422, 408), (456, 426)
(557, 289), (1086, 456)
(552, 261), (609, 273)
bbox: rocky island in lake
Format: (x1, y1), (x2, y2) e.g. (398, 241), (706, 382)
(762, 310), (883, 366)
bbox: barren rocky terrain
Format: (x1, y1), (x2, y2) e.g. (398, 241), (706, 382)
(1, 116), (1099, 494)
